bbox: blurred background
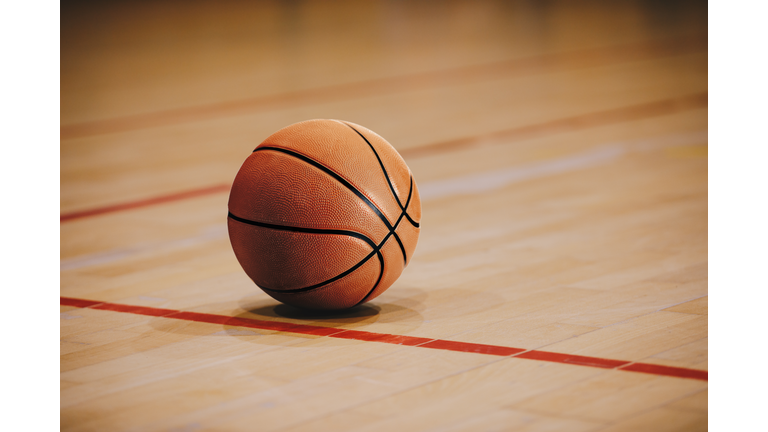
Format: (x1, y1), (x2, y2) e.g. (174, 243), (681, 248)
(58, 2), (710, 429)
(60, 0), (707, 216)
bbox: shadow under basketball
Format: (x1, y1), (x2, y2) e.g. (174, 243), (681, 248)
(134, 291), (427, 354)
(250, 302), (382, 321)
(239, 289), (427, 328)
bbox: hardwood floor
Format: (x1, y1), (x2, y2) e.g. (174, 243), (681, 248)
(61, 1), (708, 430)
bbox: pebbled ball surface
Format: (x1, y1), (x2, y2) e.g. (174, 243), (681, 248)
(227, 119), (421, 310)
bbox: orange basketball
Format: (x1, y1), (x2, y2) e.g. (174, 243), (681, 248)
(227, 119), (421, 310)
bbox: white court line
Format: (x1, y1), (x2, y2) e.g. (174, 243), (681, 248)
(419, 146), (623, 201)
(60, 225), (228, 271)
(418, 131), (707, 201)
(61, 131), (706, 271)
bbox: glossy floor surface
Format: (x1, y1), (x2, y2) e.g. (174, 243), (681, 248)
(61, 1), (708, 430)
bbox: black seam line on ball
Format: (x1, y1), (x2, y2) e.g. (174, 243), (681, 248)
(229, 212), (379, 294)
(265, 250), (378, 294)
(341, 122), (404, 208)
(391, 176), (415, 265)
(341, 122), (420, 229)
(255, 145), (407, 263)
(254, 146), (394, 230)
(353, 251), (385, 307)
(227, 212), (376, 248)
(229, 211), (399, 295)
(403, 177), (420, 229)
(244, 146), (410, 293)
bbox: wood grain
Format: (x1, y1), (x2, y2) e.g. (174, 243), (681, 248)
(61, 1), (708, 431)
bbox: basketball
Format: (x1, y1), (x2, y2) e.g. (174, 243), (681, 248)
(227, 119), (421, 310)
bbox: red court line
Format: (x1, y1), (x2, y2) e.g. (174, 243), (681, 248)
(516, 350), (629, 369)
(171, 311), (346, 336)
(60, 184), (230, 222)
(420, 339), (525, 356)
(60, 37), (705, 140)
(332, 330), (434, 346)
(60, 297), (707, 381)
(398, 92), (708, 158)
(60, 297), (103, 308)
(92, 302), (180, 318)
(59, 92), (708, 224)
(619, 362), (708, 381)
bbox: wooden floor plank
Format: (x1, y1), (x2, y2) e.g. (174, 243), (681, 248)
(61, 1), (707, 430)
